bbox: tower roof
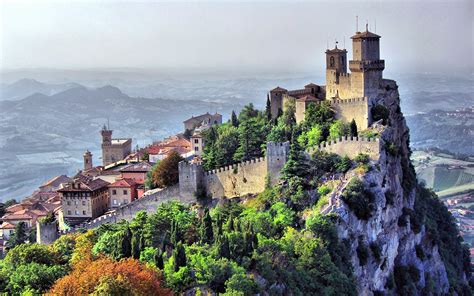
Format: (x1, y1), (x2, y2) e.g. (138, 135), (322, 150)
(296, 95), (319, 102)
(351, 30), (380, 39)
(325, 46), (347, 54)
(270, 86), (288, 93)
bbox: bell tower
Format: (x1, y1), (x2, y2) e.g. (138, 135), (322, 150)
(325, 43), (348, 99)
(349, 24), (385, 98)
(101, 125), (113, 166)
(83, 150), (93, 170)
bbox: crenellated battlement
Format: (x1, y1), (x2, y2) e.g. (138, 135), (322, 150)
(307, 136), (380, 160)
(331, 96), (368, 105)
(205, 157), (266, 176)
(178, 141), (289, 199)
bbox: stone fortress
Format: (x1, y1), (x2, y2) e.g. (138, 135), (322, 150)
(41, 25), (388, 238)
(269, 24), (385, 130)
(178, 25), (386, 199)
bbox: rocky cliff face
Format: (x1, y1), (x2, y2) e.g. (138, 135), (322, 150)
(327, 79), (461, 294)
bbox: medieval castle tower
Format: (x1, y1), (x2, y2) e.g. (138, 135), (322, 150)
(101, 125), (132, 166)
(269, 25), (385, 130)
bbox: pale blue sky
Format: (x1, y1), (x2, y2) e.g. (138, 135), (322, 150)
(1, 0), (473, 73)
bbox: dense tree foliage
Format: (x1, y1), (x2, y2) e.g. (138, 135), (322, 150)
(412, 184), (472, 294)
(150, 150), (183, 188)
(6, 221), (28, 249)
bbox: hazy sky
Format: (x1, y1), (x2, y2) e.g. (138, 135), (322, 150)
(1, 0), (473, 74)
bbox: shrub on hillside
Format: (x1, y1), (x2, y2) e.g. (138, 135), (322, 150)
(341, 178), (375, 220)
(371, 104), (390, 125)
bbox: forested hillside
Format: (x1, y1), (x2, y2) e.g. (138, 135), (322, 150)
(0, 91), (471, 295)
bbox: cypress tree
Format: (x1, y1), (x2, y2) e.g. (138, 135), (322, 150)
(170, 220), (181, 246)
(350, 119), (358, 137)
(281, 128), (309, 180)
(7, 221), (27, 248)
(200, 209), (214, 244)
(217, 235), (230, 259)
(154, 248), (164, 269)
(231, 110), (239, 127)
(173, 242), (187, 272)
(121, 226), (132, 259)
(265, 96), (272, 121)
(131, 231), (140, 259)
(225, 215), (234, 233)
(216, 213), (223, 237)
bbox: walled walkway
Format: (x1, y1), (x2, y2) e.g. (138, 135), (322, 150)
(62, 185), (191, 233)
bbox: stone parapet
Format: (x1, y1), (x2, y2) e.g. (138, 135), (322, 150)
(307, 136), (380, 161)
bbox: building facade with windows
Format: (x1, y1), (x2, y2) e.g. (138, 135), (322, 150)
(58, 173), (109, 225)
(108, 178), (137, 208)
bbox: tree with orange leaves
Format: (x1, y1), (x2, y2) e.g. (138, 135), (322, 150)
(48, 257), (172, 296)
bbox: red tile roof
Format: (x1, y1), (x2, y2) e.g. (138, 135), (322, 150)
(58, 173), (109, 192)
(146, 138), (191, 155)
(270, 86), (288, 93)
(119, 162), (152, 173)
(108, 178), (136, 188)
(39, 175), (71, 189)
(0, 222), (15, 230)
(297, 95), (320, 102)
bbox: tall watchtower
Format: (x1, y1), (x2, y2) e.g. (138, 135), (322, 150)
(83, 150), (93, 170)
(101, 125), (112, 146)
(269, 87), (288, 119)
(349, 24), (385, 98)
(325, 44), (348, 98)
(101, 125), (112, 166)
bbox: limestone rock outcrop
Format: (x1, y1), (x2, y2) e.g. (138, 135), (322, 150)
(327, 80), (459, 294)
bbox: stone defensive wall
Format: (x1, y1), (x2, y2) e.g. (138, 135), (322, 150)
(179, 141), (290, 199)
(330, 96), (370, 130)
(204, 157), (267, 198)
(62, 185), (184, 233)
(307, 136), (380, 161)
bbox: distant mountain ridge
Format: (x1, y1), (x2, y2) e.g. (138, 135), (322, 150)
(0, 78), (83, 101)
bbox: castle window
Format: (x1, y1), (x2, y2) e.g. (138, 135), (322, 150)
(330, 56), (335, 67)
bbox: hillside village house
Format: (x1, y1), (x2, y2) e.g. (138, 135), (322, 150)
(0, 222), (15, 240)
(146, 137), (193, 163)
(183, 112), (222, 131)
(38, 175), (71, 192)
(190, 130), (205, 157)
(108, 178), (137, 208)
(58, 173), (109, 225)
